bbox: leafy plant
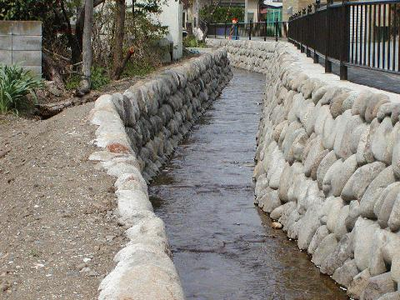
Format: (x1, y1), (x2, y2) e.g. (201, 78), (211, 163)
(92, 1), (168, 78)
(0, 64), (43, 114)
(65, 74), (81, 91)
(65, 66), (110, 91)
(122, 59), (156, 78)
(91, 66), (110, 89)
(200, 6), (244, 23)
(183, 35), (206, 48)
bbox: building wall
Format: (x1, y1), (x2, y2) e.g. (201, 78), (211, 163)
(282, 0), (314, 21)
(0, 21), (42, 75)
(127, 0), (183, 59)
(159, 0), (183, 59)
(245, 0), (259, 22)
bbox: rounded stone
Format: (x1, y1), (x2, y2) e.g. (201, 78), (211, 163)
(317, 150), (337, 190)
(341, 161), (386, 202)
(359, 166), (396, 219)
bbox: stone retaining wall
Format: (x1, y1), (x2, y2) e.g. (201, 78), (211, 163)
(210, 39), (400, 299)
(206, 39), (276, 74)
(88, 49), (232, 299)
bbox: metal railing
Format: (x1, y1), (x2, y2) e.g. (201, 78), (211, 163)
(288, 0), (400, 79)
(206, 20), (288, 41)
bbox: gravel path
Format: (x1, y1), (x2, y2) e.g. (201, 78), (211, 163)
(0, 103), (127, 299)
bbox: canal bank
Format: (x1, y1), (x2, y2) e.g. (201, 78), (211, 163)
(150, 68), (347, 299)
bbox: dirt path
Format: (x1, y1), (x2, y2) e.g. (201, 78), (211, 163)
(0, 103), (127, 299)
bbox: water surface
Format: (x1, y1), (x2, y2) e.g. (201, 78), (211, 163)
(150, 68), (347, 300)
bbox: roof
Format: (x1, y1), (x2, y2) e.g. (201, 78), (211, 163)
(262, 0), (283, 7)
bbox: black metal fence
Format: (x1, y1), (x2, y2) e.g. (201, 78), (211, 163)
(206, 20), (287, 41)
(288, 0), (400, 79)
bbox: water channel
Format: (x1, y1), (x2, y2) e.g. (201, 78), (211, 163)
(150, 68), (347, 299)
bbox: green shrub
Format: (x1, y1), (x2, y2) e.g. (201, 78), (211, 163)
(65, 74), (81, 91)
(122, 60), (156, 78)
(200, 6), (244, 23)
(91, 66), (110, 90)
(65, 66), (110, 91)
(0, 64), (43, 114)
(183, 35), (206, 48)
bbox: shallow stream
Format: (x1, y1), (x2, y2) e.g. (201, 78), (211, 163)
(150, 68), (347, 299)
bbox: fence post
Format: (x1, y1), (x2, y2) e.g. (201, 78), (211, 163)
(264, 16), (267, 41)
(339, 0), (349, 80)
(235, 23), (239, 40)
(249, 20), (252, 40)
(306, 5), (312, 57)
(301, 9), (306, 52)
(275, 18), (279, 42)
(313, 4), (319, 63)
(224, 22), (227, 39)
(325, 0), (332, 73)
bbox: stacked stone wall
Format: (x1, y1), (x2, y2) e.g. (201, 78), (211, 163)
(88, 49), (232, 300)
(210, 39), (400, 300)
(207, 39), (276, 74)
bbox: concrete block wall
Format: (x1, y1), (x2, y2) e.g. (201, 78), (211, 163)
(208, 39), (400, 300)
(0, 21), (42, 75)
(89, 49), (232, 299)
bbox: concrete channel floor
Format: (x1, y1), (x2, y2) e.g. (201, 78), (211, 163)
(150, 68), (348, 299)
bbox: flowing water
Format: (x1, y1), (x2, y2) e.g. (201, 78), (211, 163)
(150, 68), (348, 300)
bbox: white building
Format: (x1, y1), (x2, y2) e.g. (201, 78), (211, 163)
(127, 0), (183, 59)
(159, 0), (183, 59)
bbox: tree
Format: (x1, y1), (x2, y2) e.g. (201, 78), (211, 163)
(76, 0), (94, 96)
(112, 0), (126, 79)
(200, 0), (223, 42)
(1, 0), (106, 83)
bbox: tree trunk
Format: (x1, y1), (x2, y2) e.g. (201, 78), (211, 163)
(113, 47), (134, 80)
(201, 0), (222, 43)
(42, 53), (65, 89)
(76, 0), (94, 97)
(60, 0), (81, 65)
(112, 0), (126, 79)
(75, 0), (106, 60)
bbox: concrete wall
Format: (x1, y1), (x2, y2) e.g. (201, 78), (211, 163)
(0, 21), (42, 75)
(208, 39), (400, 300)
(159, 0), (183, 60)
(89, 49), (232, 299)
